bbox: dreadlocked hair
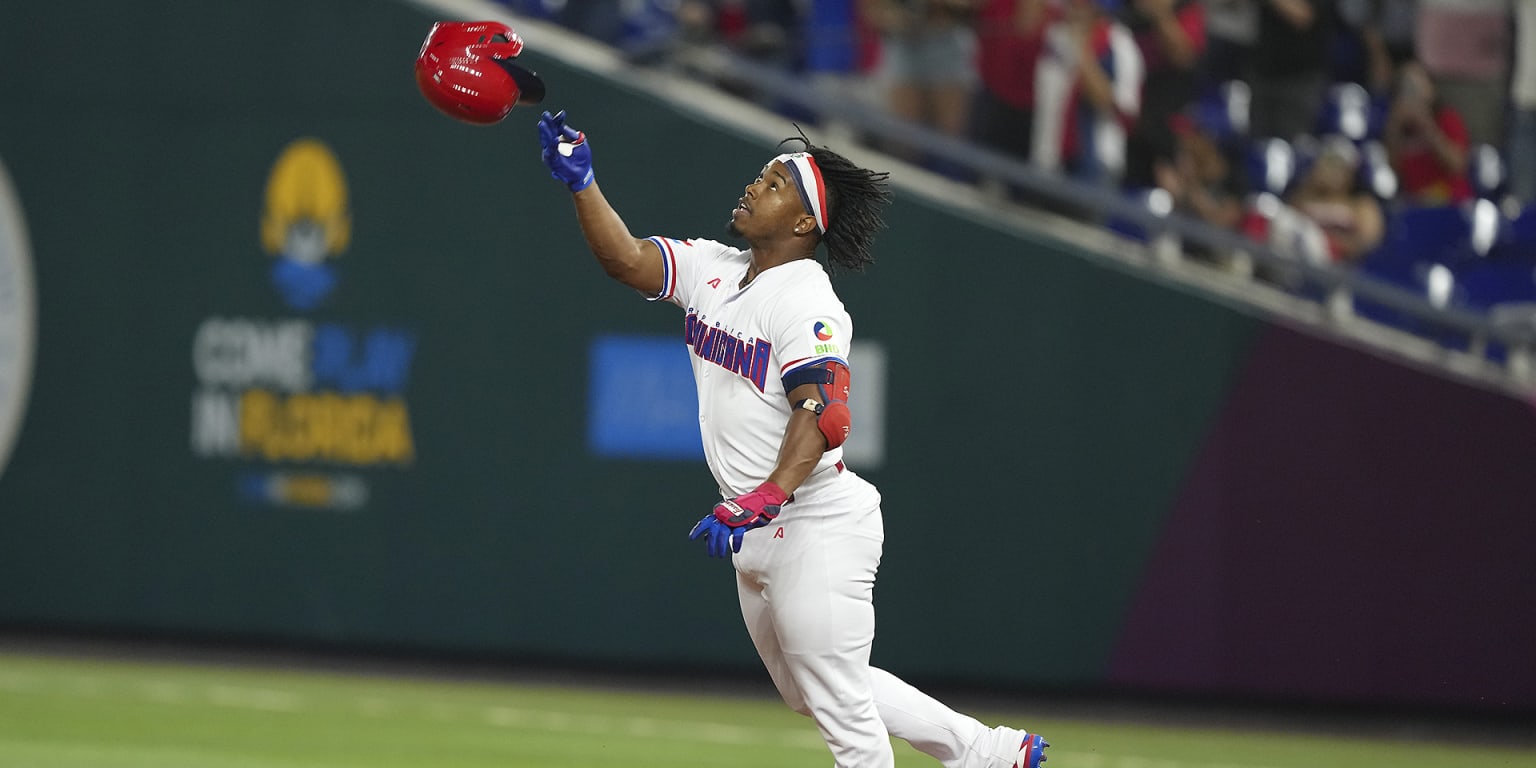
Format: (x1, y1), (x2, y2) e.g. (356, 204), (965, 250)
(779, 129), (891, 273)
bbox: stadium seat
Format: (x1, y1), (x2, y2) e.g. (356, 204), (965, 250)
(1511, 203), (1536, 248)
(1106, 187), (1175, 244)
(1371, 205), (1477, 270)
(1469, 144), (1509, 200)
(1453, 258), (1536, 310)
(1358, 140), (1399, 201)
(1355, 205), (1475, 330)
(1245, 137), (1298, 196)
(1315, 82), (1384, 142)
(1191, 80), (1251, 145)
(1468, 197), (1512, 258)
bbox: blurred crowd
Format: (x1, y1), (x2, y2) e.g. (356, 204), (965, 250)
(501, 0), (1536, 309)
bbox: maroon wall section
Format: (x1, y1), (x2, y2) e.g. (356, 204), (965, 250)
(1108, 323), (1536, 712)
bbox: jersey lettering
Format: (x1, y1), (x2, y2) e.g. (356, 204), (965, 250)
(684, 311), (771, 391)
(707, 277), (722, 289)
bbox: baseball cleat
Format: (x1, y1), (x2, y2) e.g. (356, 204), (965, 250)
(1014, 732), (1050, 768)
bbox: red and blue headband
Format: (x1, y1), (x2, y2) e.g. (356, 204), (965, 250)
(774, 152), (829, 233)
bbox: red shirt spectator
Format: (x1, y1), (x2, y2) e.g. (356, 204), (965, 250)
(975, 0), (1048, 109)
(1032, 0), (1144, 180)
(969, 0), (1049, 166)
(1385, 61), (1474, 206)
(1120, 0), (1207, 187)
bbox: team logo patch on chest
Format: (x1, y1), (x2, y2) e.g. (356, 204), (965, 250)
(684, 311), (772, 391)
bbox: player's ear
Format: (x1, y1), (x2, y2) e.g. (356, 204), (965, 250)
(793, 215), (817, 236)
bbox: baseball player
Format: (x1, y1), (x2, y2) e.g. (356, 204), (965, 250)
(537, 109), (1050, 768)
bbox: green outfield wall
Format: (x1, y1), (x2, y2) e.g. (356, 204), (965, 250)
(0, 0), (1532, 714)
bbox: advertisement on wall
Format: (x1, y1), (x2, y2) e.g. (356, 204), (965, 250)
(188, 138), (419, 512)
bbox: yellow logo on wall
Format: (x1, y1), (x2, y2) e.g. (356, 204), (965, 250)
(261, 138), (352, 311)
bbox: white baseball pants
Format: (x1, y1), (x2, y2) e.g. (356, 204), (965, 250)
(732, 491), (1030, 768)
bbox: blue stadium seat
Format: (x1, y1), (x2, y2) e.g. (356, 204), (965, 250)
(1453, 258), (1536, 310)
(1457, 200), (1536, 270)
(1192, 80), (1251, 146)
(1355, 206), (1475, 331)
(1245, 137), (1298, 196)
(1358, 140), (1399, 201)
(1469, 144), (1509, 201)
(1369, 205), (1477, 272)
(1314, 82), (1385, 142)
(1512, 203), (1536, 248)
(1106, 187), (1175, 243)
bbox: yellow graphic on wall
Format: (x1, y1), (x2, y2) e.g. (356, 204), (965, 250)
(262, 138), (351, 311)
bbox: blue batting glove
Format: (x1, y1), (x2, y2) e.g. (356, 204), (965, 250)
(538, 110), (595, 192)
(687, 514), (738, 559)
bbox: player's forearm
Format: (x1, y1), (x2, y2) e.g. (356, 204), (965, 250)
(570, 184), (653, 288)
(765, 414), (827, 496)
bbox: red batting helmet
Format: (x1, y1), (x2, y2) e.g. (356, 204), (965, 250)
(415, 21), (547, 125)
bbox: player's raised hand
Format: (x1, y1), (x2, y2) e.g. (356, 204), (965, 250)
(538, 110), (595, 192)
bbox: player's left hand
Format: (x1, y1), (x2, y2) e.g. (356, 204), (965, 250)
(688, 514), (737, 559)
(538, 110), (595, 192)
(694, 482), (792, 556)
(687, 481), (788, 558)
(712, 481), (787, 529)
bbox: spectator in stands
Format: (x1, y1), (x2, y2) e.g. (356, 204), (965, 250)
(554, 0), (627, 46)
(1383, 60), (1472, 206)
(619, 0), (688, 62)
(676, 0), (805, 101)
(802, 0), (881, 125)
(1414, 0), (1511, 148)
(1152, 112), (1249, 231)
(1509, 0), (1536, 203)
(497, 0), (552, 19)
(678, 0), (803, 71)
(1246, 0), (1331, 141)
(860, 0), (982, 158)
(1119, 0), (1207, 189)
(1334, 0), (1418, 93)
(1285, 137), (1385, 262)
(1032, 0), (1144, 186)
(970, 0), (1049, 167)
(1200, 0), (1257, 90)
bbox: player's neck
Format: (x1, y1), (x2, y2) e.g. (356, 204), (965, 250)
(743, 242), (816, 287)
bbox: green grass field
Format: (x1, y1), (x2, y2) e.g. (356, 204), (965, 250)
(0, 651), (1530, 768)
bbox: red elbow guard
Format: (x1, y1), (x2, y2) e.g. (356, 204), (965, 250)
(786, 360), (854, 449)
(818, 401), (851, 448)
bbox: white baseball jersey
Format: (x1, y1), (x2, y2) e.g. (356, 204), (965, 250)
(646, 235), (873, 511)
